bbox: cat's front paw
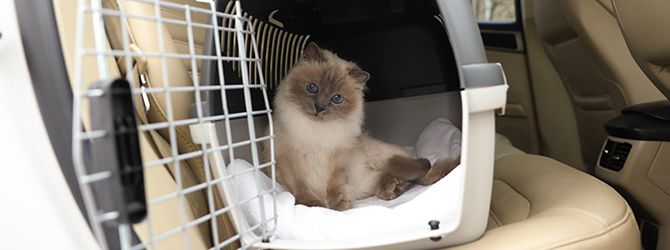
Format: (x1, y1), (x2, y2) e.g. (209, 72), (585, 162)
(326, 188), (353, 211)
(376, 175), (411, 200)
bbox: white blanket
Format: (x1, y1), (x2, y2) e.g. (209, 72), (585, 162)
(228, 117), (462, 240)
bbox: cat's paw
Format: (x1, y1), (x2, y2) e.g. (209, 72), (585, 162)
(376, 175), (411, 200)
(326, 188), (353, 211)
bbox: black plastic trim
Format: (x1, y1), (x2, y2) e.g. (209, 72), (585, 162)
(621, 100), (670, 122)
(604, 101), (670, 141)
(598, 140), (631, 172)
(481, 32), (517, 50)
(641, 221), (659, 250)
(310, 16), (460, 101)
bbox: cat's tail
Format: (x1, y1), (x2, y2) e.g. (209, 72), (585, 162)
(420, 157), (461, 185)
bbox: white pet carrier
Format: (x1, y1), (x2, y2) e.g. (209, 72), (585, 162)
(71, 0), (508, 249)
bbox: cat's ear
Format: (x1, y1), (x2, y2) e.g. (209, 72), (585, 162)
(301, 42), (323, 62)
(350, 70), (370, 84)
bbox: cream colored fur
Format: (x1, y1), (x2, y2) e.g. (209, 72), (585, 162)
(271, 82), (409, 203)
(262, 43), (442, 211)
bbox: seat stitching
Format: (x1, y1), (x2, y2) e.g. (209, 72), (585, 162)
(493, 178), (532, 222)
(161, 6), (208, 24)
(496, 163), (615, 227)
(593, 0), (615, 16)
(548, 206), (634, 249)
(489, 210), (503, 227)
(540, 207), (611, 227)
(495, 155), (634, 248)
(174, 39), (204, 50)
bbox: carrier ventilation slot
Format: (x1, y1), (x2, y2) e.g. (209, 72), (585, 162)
(599, 140), (632, 171)
(220, 1), (310, 89)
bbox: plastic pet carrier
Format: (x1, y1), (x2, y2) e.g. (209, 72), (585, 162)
(71, 0), (507, 249)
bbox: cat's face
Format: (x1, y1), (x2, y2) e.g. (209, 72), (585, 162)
(277, 43), (370, 123)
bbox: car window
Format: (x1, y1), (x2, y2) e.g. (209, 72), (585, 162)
(471, 0), (516, 22)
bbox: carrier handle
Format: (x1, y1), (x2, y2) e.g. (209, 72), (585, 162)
(88, 78), (147, 225)
(436, 0), (505, 89)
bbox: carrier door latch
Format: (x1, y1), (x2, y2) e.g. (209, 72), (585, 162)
(139, 73), (150, 112)
(88, 78), (147, 225)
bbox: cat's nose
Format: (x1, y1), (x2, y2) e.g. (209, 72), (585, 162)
(315, 104), (326, 114)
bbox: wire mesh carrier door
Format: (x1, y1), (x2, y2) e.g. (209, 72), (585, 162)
(72, 0), (290, 249)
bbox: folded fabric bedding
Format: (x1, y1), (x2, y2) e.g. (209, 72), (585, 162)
(227, 117), (462, 241)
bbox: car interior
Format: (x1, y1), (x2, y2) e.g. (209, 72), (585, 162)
(6, 0), (670, 249)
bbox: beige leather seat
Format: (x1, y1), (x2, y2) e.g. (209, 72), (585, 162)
(53, 0), (640, 249)
(612, 0), (670, 99)
(448, 137), (639, 249)
(534, 0), (666, 172)
(611, 1), (670, 249)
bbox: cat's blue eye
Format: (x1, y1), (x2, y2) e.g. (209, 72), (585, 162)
(331, 94), (344, 104)
(306, 82), (318, 93)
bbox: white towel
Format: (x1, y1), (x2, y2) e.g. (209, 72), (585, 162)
(228, 117), (462, 241)
(412, 117), (461, 164)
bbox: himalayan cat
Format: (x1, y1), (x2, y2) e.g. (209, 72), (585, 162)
(262, 42), (460, 211)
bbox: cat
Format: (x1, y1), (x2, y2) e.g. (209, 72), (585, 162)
(262, 42), (460, 211)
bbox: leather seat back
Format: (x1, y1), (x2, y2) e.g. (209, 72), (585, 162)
(534, 0), (665, 171)
(612, 0), (670, 99)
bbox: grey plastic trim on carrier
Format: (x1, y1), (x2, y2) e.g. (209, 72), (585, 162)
(195, 15), (216, 117)
(435, 0), (505, 88)
(462, 63), (506, 87)
(189, 15), (214, 119)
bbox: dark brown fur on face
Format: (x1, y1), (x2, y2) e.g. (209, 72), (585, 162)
(265, 42), (460, 211)
(283, 43), (369, 123)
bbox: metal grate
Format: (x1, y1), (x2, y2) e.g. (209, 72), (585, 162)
(72, 0), (278, 249)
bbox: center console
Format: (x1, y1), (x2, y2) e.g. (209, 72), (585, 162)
(596, 100), (670, 250)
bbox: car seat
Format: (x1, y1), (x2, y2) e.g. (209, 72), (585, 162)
(534, 0), (666, 172)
